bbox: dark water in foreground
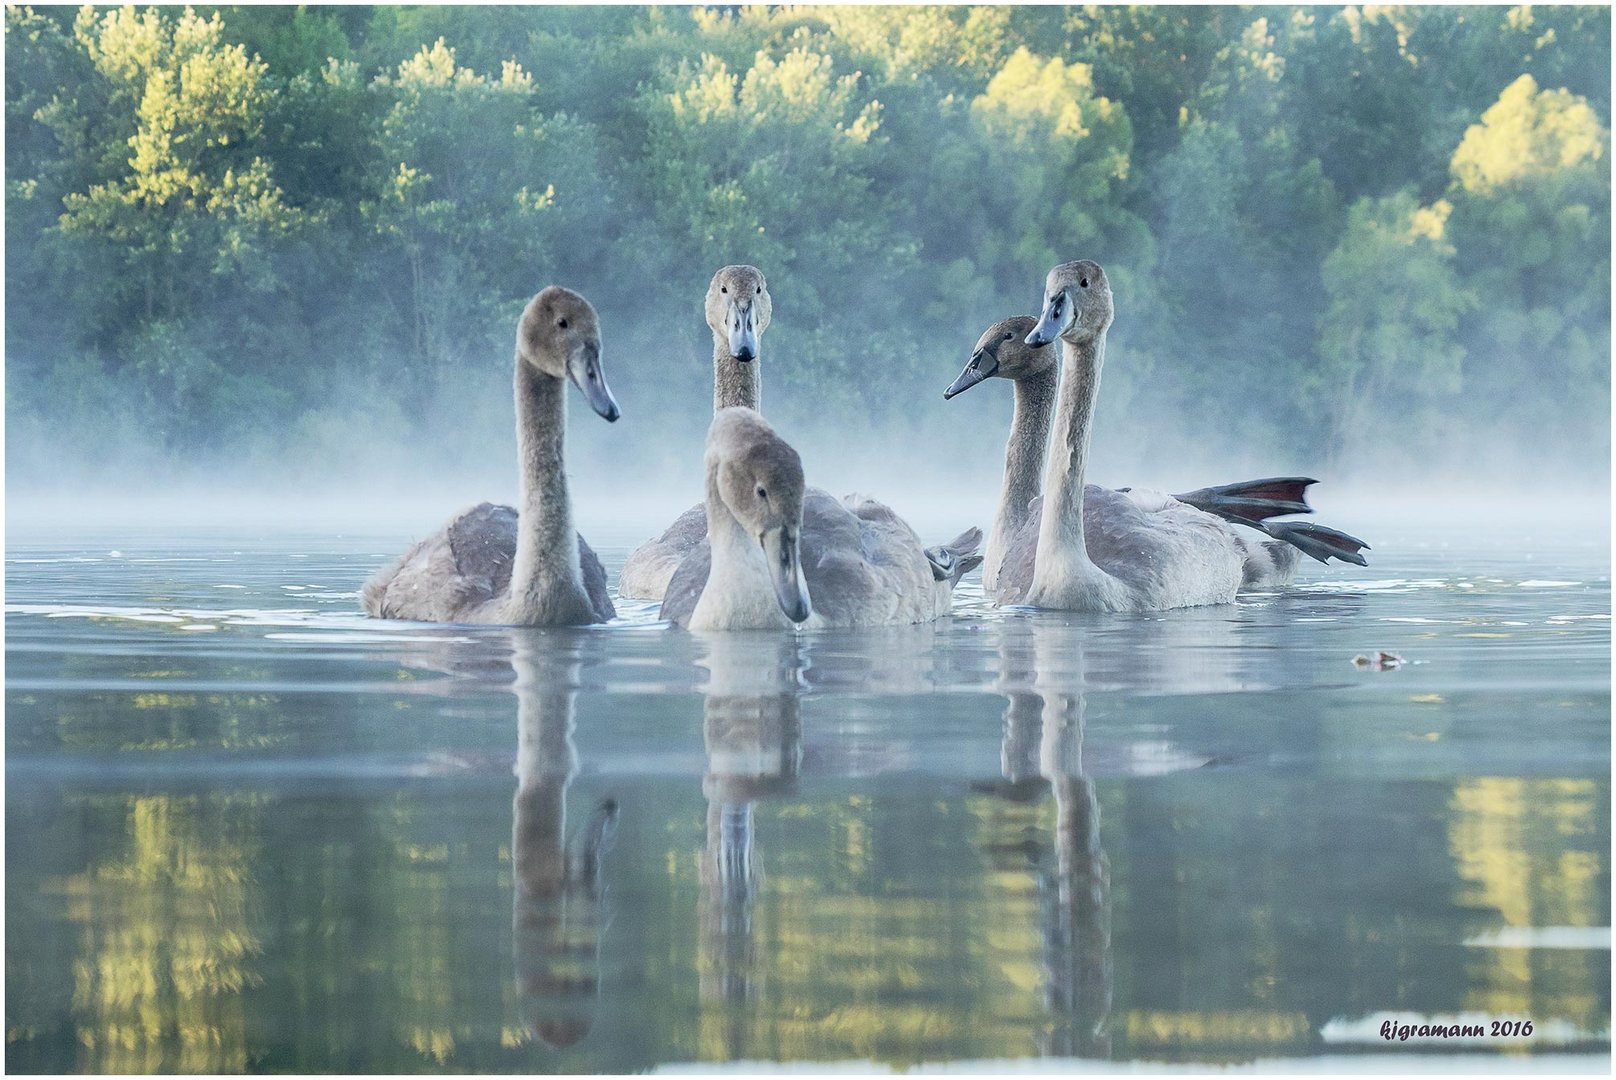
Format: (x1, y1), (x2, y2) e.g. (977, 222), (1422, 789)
(5, 522), (1610, 1072)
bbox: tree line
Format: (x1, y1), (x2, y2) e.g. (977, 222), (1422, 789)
(6, 5), (1609, 489)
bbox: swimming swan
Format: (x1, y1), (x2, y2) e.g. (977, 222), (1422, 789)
(660, 407), (982, 630)
(617, 265), (772, 601)
(945, 316), (1367, 592)
(991, 261), (1366, 611)
(361, 287), (621, 625)
(944, 316), (1058, 590)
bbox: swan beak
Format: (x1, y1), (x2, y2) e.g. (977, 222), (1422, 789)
(728, 301), (759, 363)
(943, 350), (997, 399)
(762, 526), (811, 623)
(571, 344), (621, 422)
(1026, 294), (1068, 348)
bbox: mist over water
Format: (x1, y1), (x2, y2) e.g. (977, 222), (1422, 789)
(8, 392), (1609, 552)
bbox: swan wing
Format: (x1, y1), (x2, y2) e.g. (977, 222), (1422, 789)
(1085, 488), (1245, 604)
(994, 496), (1042, 605)
(448, 502), (519, 600)
(658, 539), (711, 628)
(578, 534), (616, 622)
(799, 490), (885, 626)
(360, 502), (514, 621)
(619, 503), (707, 600)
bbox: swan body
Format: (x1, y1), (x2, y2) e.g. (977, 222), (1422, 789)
(661, 408), (981, 630)
(997, 261), (1305, 612)
(362, 287), (621, 625)
(618, 266), (771, 601)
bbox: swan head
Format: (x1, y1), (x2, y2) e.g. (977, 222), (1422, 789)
(707, 407), (811, 624)
(1026, 260), (1112, 347)
(520, 287), (621, 421)
(944, 315), (1054, 399)
(706, 265), (772, 363)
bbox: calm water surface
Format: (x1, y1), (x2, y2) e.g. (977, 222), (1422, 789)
(5, 520), (1610, 1072)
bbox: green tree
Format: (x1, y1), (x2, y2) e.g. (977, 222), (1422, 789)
(628, 42), (908, 415)
(21, 6), (309, 450)
(1445, 73), (1610, 467)
(1312, 191), (1471, 464)
(361, 39), (610, 426)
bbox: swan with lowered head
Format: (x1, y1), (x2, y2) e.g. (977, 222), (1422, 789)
(992, 261), (1367, 611)
(617, 265), (772, 601)
(945, 315), (1365, 592)
(361, 286), (620, 625)
(661, 407), (982, 630)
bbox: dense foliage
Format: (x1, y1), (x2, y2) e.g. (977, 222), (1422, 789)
(6, 5), (1610, 489)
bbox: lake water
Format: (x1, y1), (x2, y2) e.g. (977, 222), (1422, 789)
(5, 519), (1610, 1072)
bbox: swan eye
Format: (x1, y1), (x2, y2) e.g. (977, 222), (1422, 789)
(1080, 278), (1089, 288)
(557, 317), (568, 329)
(721, 286), (728, 294)
(755, 285), (761, 295)
(757, 486), (767, 500)
(1002, 332), (1012, 341)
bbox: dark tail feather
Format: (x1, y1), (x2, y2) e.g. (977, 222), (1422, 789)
(925, 526), (984, 584)
(1253, 519), (1371, 566)
(1175, 476), (1317, 524)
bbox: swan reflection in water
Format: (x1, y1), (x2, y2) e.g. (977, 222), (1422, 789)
(695, 632), (804, 1023)
(975, 618), (1113, 1059)
(510, 630), (619, 1049)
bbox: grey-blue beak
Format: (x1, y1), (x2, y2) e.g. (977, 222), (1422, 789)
(944, 349), (997, 400)
(1026, 293), (1068, 348)
(728, 302), (759, 363)
(572, 344), (621, 422)
(763, 526), (811, 623)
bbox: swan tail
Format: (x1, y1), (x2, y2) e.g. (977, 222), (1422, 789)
(360, 563), (399, 618)
(1247, 518), (1371, 566)
(1174, 476), (1317, 523)
(925, 526), (984, 584)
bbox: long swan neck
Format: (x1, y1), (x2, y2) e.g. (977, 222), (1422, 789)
(713, 335), (759, 412)
(1036, 332), (1106, 578)
(997, 368), (1057, 534)
(511, 360), (582, 607)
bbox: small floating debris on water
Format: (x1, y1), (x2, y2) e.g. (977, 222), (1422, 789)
(1352, 650), (1405, 671)
(108, 550), (123, 558)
